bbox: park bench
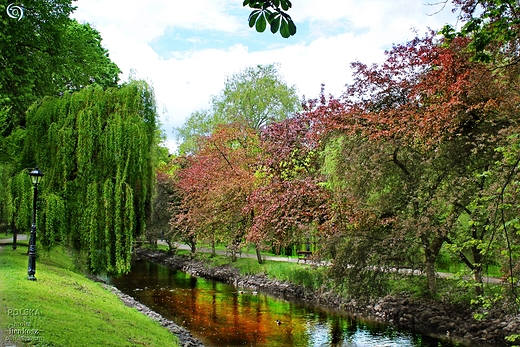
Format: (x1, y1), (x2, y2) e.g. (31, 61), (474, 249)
(296, 250), (312, 263)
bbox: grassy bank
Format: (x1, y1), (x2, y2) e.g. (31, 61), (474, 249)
(0, 238), (179, 347)
(163, 243), (504, 306)
(206, 252), (329, 290)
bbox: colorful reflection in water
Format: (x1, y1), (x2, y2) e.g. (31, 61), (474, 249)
(110, 257), (461, 347)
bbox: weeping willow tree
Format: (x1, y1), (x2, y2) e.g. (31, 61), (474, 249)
(24, 81), (158, 275)
(1, 169), (32, 237)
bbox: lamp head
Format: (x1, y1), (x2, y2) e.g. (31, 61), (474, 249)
(29, 167), (44, 186)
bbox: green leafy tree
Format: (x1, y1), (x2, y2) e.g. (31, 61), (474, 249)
(1, 1), (122, 251)
(0, 1), (120, 135)
(23, 81), (158, 275)
(175, 64), (300, 154)
(439, 0), (520, 307)
(53, 20), (121, 94)
(442, 0), (520, 62)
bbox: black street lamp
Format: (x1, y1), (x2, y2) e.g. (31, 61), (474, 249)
(27, 167), (43, 281)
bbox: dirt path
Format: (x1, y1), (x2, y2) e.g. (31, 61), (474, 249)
(0, 234), (27, 251)
(159, 240), (504, 284)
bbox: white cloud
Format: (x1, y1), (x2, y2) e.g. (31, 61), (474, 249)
(73, 0), (458, 153)
(74, 0), (244, 41)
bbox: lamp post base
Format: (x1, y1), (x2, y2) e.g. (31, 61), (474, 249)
(27, 222), (37, 281)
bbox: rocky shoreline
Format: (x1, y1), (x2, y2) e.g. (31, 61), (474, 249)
(132, 248), (519, 347)
(104, 284), (207, 347)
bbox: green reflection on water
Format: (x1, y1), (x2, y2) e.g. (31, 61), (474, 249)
(110, 257), (460, 347)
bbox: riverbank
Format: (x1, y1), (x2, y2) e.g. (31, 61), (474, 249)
(103, 284), (206, 347)
(135, 247), (520, 347)
(0, 237), (185, 347)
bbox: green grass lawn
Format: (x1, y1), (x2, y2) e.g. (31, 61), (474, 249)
(0, 238), (180, 347)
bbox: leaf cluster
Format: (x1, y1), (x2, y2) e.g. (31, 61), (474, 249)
(243, 0), (296, 38)
(442, 0), (520, 62)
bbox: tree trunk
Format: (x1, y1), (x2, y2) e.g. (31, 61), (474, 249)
(472, 246), (484, 296)
(424, 255), (437, 296)
(446, 234), (485, 296)
(473, 267), (484, 296)
(422, 234), (445, 297)
(188, 235), (196, 254)
(471, 225), (484, 296)
(231, 244), (238, 262)
(255, 244), (263, 264)
(166, 239), (175, 254)
(11, 217), (17, 250)
(211, 238), (216, 257)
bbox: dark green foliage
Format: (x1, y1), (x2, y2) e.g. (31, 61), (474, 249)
(0, 0), (73, 129)
(0, 1), (120, 135)
(243, 0), (296, 38)
(330, 226), (394, 298)
(24, 81), (157, 275)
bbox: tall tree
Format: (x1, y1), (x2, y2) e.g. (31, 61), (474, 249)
(0, 3), (121, 242)
(24, 81), (158, 275)
(174, 64), (300, 154)
(443, 0), (520, 301)
(52, 20), (121, 94)
(173, 124), (259, 260)
(144, 141), (176, 248)
(246, 114), (333, 257)
(0, 1), (120, 135)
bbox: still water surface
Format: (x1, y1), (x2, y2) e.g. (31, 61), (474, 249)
(110, 257), (462, 347)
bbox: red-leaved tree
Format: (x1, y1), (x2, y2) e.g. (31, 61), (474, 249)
(246, 115), (335, 258)
(172, 124), (258, 260)
(304, 33), (515, 296)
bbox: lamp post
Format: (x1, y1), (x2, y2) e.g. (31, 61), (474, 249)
(27, 167), (43, 281)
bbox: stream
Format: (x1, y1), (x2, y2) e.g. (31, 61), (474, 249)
(110, 256), (463, 347)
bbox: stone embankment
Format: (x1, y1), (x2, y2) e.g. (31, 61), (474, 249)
(104, 284), (206, 347)
(134, 248), (519, 347)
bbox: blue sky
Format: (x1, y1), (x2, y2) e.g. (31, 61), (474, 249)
(73, 0), (458, 152)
